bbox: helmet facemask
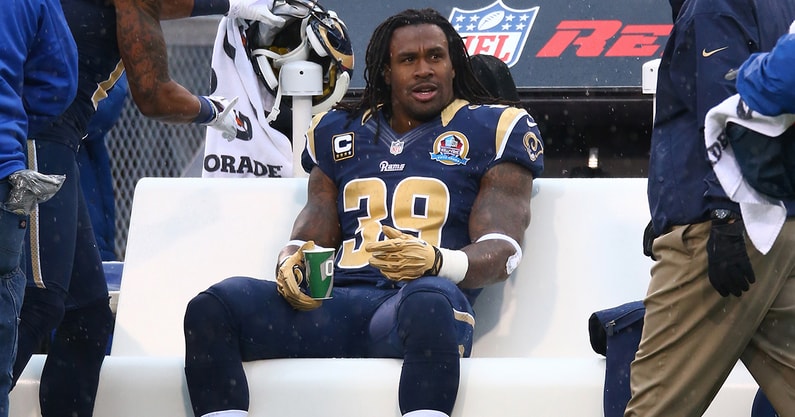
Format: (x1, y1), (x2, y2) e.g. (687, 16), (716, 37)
(247, 1), (354, 122)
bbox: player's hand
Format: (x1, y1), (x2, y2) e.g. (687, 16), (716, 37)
(707, 218), (756, 297)
(365, 226), (442, 281)
(276, 240), (321, 311)
(201, 96), (241, 141)
(227, 0), (310, 25)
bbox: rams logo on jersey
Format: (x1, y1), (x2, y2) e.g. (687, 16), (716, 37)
(430, 131), (470, 166)
(333, 133), (354, 161)
(524, 131), (543, 162)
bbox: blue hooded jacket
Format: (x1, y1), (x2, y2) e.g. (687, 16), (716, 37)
(0, 0), (77, 179)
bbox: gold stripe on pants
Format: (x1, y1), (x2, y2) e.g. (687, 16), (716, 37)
(25, 140), (45, 289)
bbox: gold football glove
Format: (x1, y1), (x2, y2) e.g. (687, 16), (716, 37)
(276, 240), (322, 311)
(365, 226), (442, 281)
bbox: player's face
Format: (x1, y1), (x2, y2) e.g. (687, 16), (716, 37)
(384, 24), (455, 133)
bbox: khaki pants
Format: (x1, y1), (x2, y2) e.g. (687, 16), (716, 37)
(625, 220), (795, 417)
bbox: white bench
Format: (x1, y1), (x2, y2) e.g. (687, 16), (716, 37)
(10, 177), (761, 417)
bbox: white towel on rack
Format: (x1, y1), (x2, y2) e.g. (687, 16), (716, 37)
(202, 16), (292, 178)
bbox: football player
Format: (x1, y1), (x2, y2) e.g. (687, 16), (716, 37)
(183, 8), (544, 417)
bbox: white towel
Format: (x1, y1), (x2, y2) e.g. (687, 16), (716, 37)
(704, 94), (795, 254)
(202, 16), (293, 178)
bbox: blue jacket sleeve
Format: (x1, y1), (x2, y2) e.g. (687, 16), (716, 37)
(0, 0), (77, 179)
(736, 32), (795, 116)
(24, 0), (79, 136)
(0, 0), (35, 178)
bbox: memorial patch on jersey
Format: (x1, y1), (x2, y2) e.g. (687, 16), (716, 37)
(333, 133), (354, 161)
(430, 132), (470, 166)
(524, 131), (544, 162)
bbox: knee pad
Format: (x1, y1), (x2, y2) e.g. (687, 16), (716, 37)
(398, 289), (473, 357)
(398, 291), (456, 344)
(185, 293), (227, 332)
(184, 293), (232, 350)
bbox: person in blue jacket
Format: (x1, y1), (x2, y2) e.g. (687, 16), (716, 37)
(0, 0), (77, 416)
(627, 0), (795, 415)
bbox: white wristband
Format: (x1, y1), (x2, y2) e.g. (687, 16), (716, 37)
(476, 233), (523, 274)
(278, 240), (308, 266)
(437, 247), (469, 284)
(285, 239), (307, 248)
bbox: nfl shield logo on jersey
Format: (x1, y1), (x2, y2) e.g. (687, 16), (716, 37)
(448, 0), (539, 68)
(390, 140), (404, 155)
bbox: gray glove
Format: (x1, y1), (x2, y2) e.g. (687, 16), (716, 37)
(5, 169), (65, 215)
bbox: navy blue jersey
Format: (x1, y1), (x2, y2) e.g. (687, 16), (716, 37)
(303, 99), (544, 293)
(648, 0), (795, 233)
(34, 0), (122, 149)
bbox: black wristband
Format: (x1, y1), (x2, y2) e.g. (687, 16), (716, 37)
(193, 96), (216, 124)
(710, 209), (741, 224)
(425, 246), (443, 276)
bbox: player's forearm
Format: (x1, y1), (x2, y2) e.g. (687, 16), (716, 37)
(116, 0), (203, 123)
(130, 81), (202, 123)
(457, 240), (520, 288)
(288, 168), (342, 249)
(458, 162), (533, 289)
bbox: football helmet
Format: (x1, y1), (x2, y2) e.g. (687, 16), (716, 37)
(248, 0), (354, 120)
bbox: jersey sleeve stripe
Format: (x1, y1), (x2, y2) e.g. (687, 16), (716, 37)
(494, 107), (527, 160)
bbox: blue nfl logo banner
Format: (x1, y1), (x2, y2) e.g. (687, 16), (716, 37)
(449, 0), (539, 68)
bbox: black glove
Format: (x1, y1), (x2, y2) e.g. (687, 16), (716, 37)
(706, 215), (756, 297)
(642, 220), (657, 260)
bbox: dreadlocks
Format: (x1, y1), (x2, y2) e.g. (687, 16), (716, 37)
(336, 8), (499, 121)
